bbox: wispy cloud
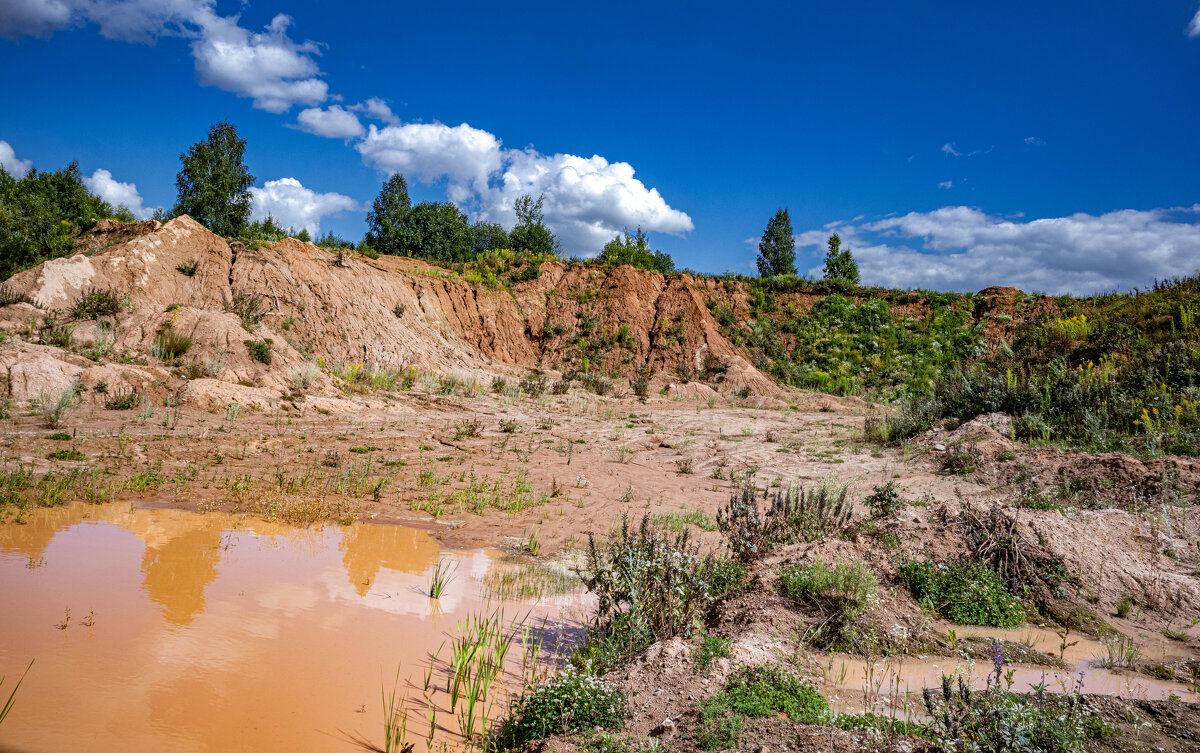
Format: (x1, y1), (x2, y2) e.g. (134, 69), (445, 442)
(937, 180), (953, 189)
(0, 1), (329, 112)
(1024, 136), (1046, 146)
(1187, 5), (1200, 37)
(940, 143), (960, 157)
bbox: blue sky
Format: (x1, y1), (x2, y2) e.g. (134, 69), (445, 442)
(2, 0), (1199, 293)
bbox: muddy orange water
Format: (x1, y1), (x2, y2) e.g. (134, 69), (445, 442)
(0, 504), (589, 753)
(815, 623), (1199, 717)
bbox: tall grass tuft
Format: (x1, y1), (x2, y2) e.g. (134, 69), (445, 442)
(429, 558), (457, 599)
(39, 383), (76, 428)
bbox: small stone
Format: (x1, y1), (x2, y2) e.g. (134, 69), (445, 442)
(651, 718), (677, 738)
(933, 443), (946, 451)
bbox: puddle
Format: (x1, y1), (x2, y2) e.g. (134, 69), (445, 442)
(813, 623), (1199, 718)
(0, 504), (590, 753)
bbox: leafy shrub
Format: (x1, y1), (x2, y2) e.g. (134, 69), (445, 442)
(717, 478), (851, 563)
(864, 481), (903, 517)
(498, 666), (628, 748)
(290, 360), (319, 389)
(550, 379), (569, 395)
(520, 374), (547, 398)
(580, 373), (611, 396)
(923, 673), (1109, 753)
(708, 556), (748, 600)
(899, 558), (1024, 627)
(631, 373), (649, 401)
(70, 287), (120, 320)
(697, 664), (827, 749)
(176, 259), (200, 276)
(244, 338), (272, 365)
(0, 159), (122, 280)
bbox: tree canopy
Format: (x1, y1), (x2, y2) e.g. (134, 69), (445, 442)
(757, 208), (796, 277)
(471, 220), (509, 255)
(0, 161), (118, 280)
(172, 121), (254, 237)
(365, 174), (411, 255)
(508, 194), (560, 256)
(598, 227), (675, 274)
(821, 233), (860, 284)
(401, 201), (475, 262)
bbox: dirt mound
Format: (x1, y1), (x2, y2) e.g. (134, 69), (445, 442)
(1010, 447), (1200, 505)
(1, 217), (789, 406)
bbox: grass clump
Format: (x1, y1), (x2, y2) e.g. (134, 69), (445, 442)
(696, 664), (827, 750)
(176, 259), (200, 276)
(39, 384), (76, 428)
(46, 449), (85, 461)
(899, 558), (1024, 627)
(497, 666), (628, 749)
(154, 327), (192, 360)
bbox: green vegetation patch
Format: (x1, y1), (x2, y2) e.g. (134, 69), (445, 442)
(899, 558), (1024, 627)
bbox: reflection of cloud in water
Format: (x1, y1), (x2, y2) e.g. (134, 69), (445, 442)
(0, 503), (593, 753)
(321, 549), (498, 617)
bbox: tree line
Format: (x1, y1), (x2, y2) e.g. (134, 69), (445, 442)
(1, 121), (858, 284)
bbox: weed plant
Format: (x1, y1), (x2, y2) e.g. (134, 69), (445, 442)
(717, 478), (851, 563)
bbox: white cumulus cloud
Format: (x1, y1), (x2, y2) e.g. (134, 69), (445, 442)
(85, 168), (155, 217)
(356, 121), (694, 253)
(0, 140), (32, 177)
(1188, 6), (1200, 37)
(795, 206), (1200, 295)
(291, 105), (364, 140)
(250, 177), (363, 237)
(356, 122), (502, 200)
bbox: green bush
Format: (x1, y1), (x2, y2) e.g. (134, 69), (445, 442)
(498, 667), (628, 748)
(0, 160), (121, 280)
(697, 664), (827, 749)
(244, 338), (272, 365)
(47, 449), (85, 461)
(226, 292), (264, 330)
(864, 481), (903, 517)
(899, 558), (1024, 627)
